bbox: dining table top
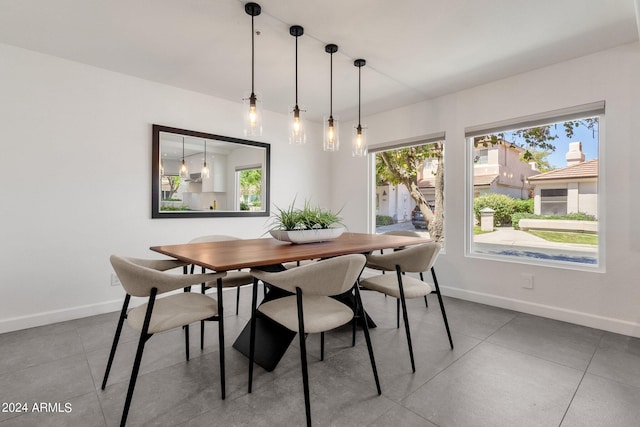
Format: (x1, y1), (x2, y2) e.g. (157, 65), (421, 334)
(150, 232), (429, 272)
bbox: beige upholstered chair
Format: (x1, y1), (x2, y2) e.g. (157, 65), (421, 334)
(247, 254), (381, 427)
(360, 242), (453, 372)
(367, 230), (430, 325)
(188, 235), (255, 348)
(103, 255), (227, 427)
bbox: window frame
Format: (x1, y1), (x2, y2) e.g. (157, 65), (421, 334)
(464, 102), (605, 272)
(368, 133), (446, 249)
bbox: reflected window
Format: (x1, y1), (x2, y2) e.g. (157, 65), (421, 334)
(236, 166), (263, 211)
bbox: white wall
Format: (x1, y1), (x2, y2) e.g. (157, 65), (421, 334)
(0, 43), (331, 332)
(334, 42), (640, 337)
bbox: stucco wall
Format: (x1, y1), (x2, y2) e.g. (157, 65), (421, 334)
(333, 42), (640, 337)
(0, 43), (331, 332)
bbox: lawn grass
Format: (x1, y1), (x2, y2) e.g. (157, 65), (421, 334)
(474, 226), (494, 235)
(527, 230), (598, 245)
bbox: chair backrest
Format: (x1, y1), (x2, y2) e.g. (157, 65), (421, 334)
(368, 242), (441, 273)
(251, 254), (366, 297)
(110, 255), (190, 297)
(189, 235), (241, 244)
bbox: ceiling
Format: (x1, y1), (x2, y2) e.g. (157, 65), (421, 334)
(1, 0), (638, 123)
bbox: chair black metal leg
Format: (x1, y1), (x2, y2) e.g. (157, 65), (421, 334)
(295, 288), (312, 427)
(420, 272), (428, 308)
(216, 278), (225, 399)
(248, 278), (259, 393)
(236, 286), (241, 315)
(320, 332), (325, 361)
(120, 288), (156, 427)
(102, 294), (130, 390)
(431, 267), (453, 349)
(396, 267), (416, 372)
(200, 320), (205, 351)
(184, 324), (190, 361)
(355, 283), (381, 395)
(200, 281), (206, 350)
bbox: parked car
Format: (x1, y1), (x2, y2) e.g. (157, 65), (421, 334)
(411, 205), (428, 229)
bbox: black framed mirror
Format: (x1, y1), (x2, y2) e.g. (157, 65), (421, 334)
(152, 124), (270, 218)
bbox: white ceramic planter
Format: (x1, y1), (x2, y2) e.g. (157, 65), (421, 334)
(269, 227), (345, 244)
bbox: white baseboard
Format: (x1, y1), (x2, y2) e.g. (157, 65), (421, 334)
(0, 288), (239, 334)
(441, 286), (640, 339)
(0, 299), (125, 334)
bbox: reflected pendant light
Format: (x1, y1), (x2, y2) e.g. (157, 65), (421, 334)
(352, 59), (367, 157)
(323, 44), (339, 151)
(201, 139), (210, 178)
(243, 2), (262, 137)
(180, 137), (189, 178)
(289, 25), (306, 144)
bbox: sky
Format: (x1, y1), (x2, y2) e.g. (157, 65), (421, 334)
(504, 119), (599, 169)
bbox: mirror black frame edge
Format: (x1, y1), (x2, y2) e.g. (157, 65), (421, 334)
(151, 124), (271, 219)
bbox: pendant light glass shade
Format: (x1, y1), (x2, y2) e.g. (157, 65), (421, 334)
(353, 124), (367, 157)
(180, 137), (189, 178)
(323, 44), (339, 152)
(352, 59), (367, 157)
(289, 105), (306, 144)
(324, 115), (340, 151)
(201, 139), (210, 179)
(244, 91), (262, 137)
(289, 25), (306, 145)
(244, 3), (262, 137)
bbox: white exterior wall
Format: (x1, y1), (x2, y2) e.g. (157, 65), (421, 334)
(578, 182), (598, 217)
(332, 42), (640, 338)
(0, 43), (330, 332)
(532, 180), (598, 217)
(375, 184), (411, 222)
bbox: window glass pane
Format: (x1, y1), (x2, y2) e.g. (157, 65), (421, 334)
(469, 115), (600, 268)
(374, 141), (445, 243)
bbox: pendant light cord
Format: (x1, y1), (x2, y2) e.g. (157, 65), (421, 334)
(251, 15), (255, 94)
(329, 51), (333, 117)
(358, 65), (361, 125)
(295, 35), (298, 106)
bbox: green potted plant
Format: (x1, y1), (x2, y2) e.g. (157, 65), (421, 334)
(268, 199), (345, 243)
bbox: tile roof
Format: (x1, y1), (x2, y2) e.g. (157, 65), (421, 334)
(418, 174), (498, 188)
(473, 174), (499, 186)
(528, 159), (598, 181)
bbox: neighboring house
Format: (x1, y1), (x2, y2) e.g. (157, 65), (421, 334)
(527, 142), (598, 218)
(376, 141), (538, 221)
(375, 184), (413, 223)
(471, 140), (539, 199)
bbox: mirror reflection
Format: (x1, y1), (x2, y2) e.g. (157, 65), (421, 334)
(152, 125), (270, 218)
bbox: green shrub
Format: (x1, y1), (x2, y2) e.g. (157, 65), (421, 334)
(473, 193), (516, 226)
(376, 215), (394, 226)
(513, 198), (534, 214)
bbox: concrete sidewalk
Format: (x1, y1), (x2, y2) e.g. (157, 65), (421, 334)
(474, 227), (597, 253)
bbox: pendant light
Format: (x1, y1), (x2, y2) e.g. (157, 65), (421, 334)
(289, 25), (306, 144)
(352, 59), (367, 157)
(323, 44), (339, 152)
(201, 139), (210, 179)
(243, 2), (262, 137)
(180, 136), (189, 178)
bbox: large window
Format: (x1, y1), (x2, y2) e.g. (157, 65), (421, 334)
(370, 134), (445, 243)
(466, 102), (603, 269)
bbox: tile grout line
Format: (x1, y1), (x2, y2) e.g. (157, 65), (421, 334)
(557, 331), (605, 427)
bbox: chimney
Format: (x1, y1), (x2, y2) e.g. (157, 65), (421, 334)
(566, 141), (585, 166)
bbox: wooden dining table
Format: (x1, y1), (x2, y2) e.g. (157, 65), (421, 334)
(150, 232), (428, 370)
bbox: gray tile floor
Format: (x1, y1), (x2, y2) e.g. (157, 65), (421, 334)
(1, 286), (640, 426)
